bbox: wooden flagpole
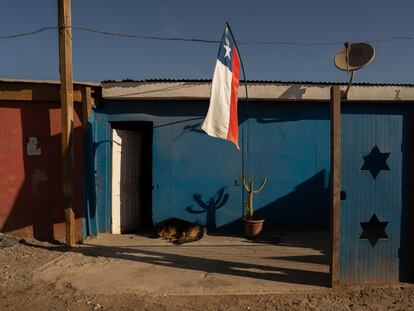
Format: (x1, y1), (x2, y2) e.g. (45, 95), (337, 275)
(58, 0), (75, 246)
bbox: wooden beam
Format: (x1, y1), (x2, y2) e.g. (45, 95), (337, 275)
(330, 86), (341, 287)
(0, 82), (94, 102)
(81, 86), (92, 126)
(58, 0), (75, 246)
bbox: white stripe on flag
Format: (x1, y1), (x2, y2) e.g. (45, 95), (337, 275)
(202, 60), (233, 139)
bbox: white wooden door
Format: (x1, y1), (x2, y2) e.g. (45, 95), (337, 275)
(111, 129), (142, 234)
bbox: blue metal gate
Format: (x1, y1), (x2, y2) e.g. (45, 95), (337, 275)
(340, 111), (403, 283)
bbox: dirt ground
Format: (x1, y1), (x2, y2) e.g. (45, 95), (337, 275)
(1, 235), (414, 311)
(34, 232), (330, 296)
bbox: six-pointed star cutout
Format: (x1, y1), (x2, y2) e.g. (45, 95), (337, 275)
(359, 214), (389, 247)
(361, 146), (390, 179)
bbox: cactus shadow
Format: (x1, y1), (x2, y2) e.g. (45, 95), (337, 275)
(186, 187), (229, 230)
(209, 170), (330, 250)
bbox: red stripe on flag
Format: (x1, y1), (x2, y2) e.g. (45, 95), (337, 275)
(227, 49), (241, 149)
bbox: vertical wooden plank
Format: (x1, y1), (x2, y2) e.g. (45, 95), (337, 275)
(81, 86), (92, 126)
(330, 86), (341, 287)
(111, 129), (121, 234)
(58, 0), (75, 246)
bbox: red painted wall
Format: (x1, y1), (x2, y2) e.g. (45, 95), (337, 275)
(0, 100), (83, 242)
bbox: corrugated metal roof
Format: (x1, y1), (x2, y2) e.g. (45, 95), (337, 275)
(102, 79), (414, 101)
(1, 77), (411, 87)
(101, 78), (414, 87)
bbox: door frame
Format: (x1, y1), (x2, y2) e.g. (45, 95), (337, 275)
(330, 86), (341, 287)
(403, 116), (414, 282)
(109, 121), (153, 232)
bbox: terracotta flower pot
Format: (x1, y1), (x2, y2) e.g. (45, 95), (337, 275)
(243, 217), (264, 239)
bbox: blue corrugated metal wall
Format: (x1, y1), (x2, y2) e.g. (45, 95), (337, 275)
(340, 104), (412, 284)
(94, 111), (111, 234)
(83, 114), (99, 238)
(248, 102), (330, 229)
(90, 100), (331, 233)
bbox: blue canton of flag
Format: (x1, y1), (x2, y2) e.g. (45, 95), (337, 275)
(217, 28), (237, 72)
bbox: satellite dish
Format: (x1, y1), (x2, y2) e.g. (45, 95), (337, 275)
(334, 42), (375, 99)
(335, 42), (375, 71)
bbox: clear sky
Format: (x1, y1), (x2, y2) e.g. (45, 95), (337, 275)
(0, 0), (413, 83)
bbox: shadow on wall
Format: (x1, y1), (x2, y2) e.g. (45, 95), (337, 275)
(173, 121), (204, 142)
(400, 115), (414, 282)
(213, 170), (330, 233)
(279, 85), (307, 100)
(186, 187), (229, 230)
(0, 101), (84, 242)
(83, 121), (98, 237)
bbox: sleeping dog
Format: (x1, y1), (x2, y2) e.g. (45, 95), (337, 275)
(152, 218), (205, 245)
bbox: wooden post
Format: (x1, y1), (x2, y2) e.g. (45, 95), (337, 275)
(58, 0), (75, 246)
(81, 87), (92, 126)
(330, 86), (341, 287)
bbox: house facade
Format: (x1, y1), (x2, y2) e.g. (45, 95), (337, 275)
(1, 78), (413, 284)
(89, 80), (414, 283)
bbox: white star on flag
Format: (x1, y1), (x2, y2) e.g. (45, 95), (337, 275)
(223, 38), (231, 59)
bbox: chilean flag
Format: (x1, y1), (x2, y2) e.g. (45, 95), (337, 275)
(202, 24), (241, 149)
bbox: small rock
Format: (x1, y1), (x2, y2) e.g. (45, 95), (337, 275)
(0, 235), (19, 248)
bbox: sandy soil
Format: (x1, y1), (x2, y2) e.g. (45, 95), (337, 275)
(1, 238), (414, 311)
(33, 232), (330, 296)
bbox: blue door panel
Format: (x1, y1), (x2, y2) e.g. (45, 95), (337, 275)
(341, 112), (403, 283)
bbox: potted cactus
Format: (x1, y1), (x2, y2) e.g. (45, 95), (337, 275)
(240, 176), (267, 239)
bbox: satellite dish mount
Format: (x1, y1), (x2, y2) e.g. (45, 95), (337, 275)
(334, 42), (375, 99)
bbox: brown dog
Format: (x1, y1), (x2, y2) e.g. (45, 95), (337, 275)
(152, 218), (204, 245)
